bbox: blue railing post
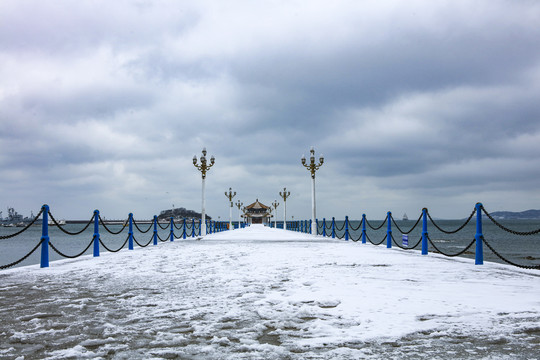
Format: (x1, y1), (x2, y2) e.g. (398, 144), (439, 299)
(128, 213), (134, 250)
(182, 218), (186, 239)
(345, 216), (349, 241)
(93, 210), (100, 257)
(361, 214), (366, 244)
(315, 219), (319, 235)
(170, 217), (174, 242)
(332, 217), (336, 239)
(192, 219), (195, 237)
(322, 218), (326, 237)
(40, 205), (50, 268)
(199, 219), (202, 236)
(422, 208), (428, 255)
(386, 212), (392, 248)
(309, 219), (312, 234)
(153, 216), (158, 245)
(475, 203), (484, 265)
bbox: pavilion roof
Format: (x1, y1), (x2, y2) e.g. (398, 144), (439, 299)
(245, 199), (270, 210)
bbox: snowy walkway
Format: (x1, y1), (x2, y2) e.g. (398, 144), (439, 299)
(1, 225), (539, 359)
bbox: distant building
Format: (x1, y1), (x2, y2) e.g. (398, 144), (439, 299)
(244, 199), (271, 224)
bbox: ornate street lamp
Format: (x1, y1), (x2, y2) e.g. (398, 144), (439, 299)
(241, 206), (249, 226)
(279, 187), (291, 230)
(272, 200), (279, 228)
(225, 187), (236, 230)
(193, 147), (215, 236)
(301, 146), (324, 234)
(235, 200), (243, 227)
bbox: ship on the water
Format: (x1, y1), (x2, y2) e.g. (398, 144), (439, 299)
(0, 207), (40, 227)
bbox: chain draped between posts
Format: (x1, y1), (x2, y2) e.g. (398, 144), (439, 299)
(100, 235), (130, 253)
(2, 204), (539, 270)
(0, 205), (229, 270)
(390, 213), (422, 234)
(0, 239), (44, 270)
(133, 219), (153, 233)
(291, 203), (539, 270)
(98, 216), (128, 235)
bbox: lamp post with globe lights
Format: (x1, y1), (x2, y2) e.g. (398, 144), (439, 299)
(279, 187), (291, 230)
(301, 147), (324, 235)
(272, 200), (280, 228)
(193, 148), (215, 236)
(235, 200), (243, 227)
(225, 187), (236, 230)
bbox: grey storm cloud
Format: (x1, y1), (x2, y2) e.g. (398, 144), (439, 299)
(1, 0), (540, 220)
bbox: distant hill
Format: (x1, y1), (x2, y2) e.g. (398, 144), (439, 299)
(157, 207), (211, 221)
(487, 209), (540, 220)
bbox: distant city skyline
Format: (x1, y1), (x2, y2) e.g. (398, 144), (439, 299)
(1, 0), (539, 220)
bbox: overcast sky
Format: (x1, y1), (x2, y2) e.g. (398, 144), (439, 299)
(1, 0), (540, 222)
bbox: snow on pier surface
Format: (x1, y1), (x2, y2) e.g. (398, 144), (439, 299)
(1, 225), (539, 359)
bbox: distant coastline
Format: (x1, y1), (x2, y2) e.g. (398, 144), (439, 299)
(487, 209), (540, 220)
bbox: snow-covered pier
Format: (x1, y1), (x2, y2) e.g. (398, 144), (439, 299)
(1, 225), (538, 359)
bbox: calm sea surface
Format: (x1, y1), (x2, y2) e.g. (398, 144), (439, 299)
(1, 219), (539, 269)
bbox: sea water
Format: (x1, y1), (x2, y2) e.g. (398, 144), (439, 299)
(1, 219), (539, 269)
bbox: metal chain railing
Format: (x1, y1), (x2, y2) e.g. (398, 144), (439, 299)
(134, 235), (153, 248)
(0, 239), (44, 269)
(481, 236), (540, 270)
(133, 219), (153, 233)
(334, 221), (346, 232)
(49, 238), (94, 258)
(427, 208), (476, 234)
(427, 235), (476, 257)
(0, 208), (44, 240)
(98, 215), (128, 235)
(366, 217), (387, 230)
(174, 221), (183, 230)
(348, 219), (363, 232)
(390, 213), (422, 234)
(157, 221), (169, 230)
(349, 232), (363, 242)
(482, 207), (540, 235)
(49, 212), (94, 235)
(367, 233), (387, 245)
(157, 232), (169, 242)
(99, 235), (130, 253)
(391, 234), (422, 250)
